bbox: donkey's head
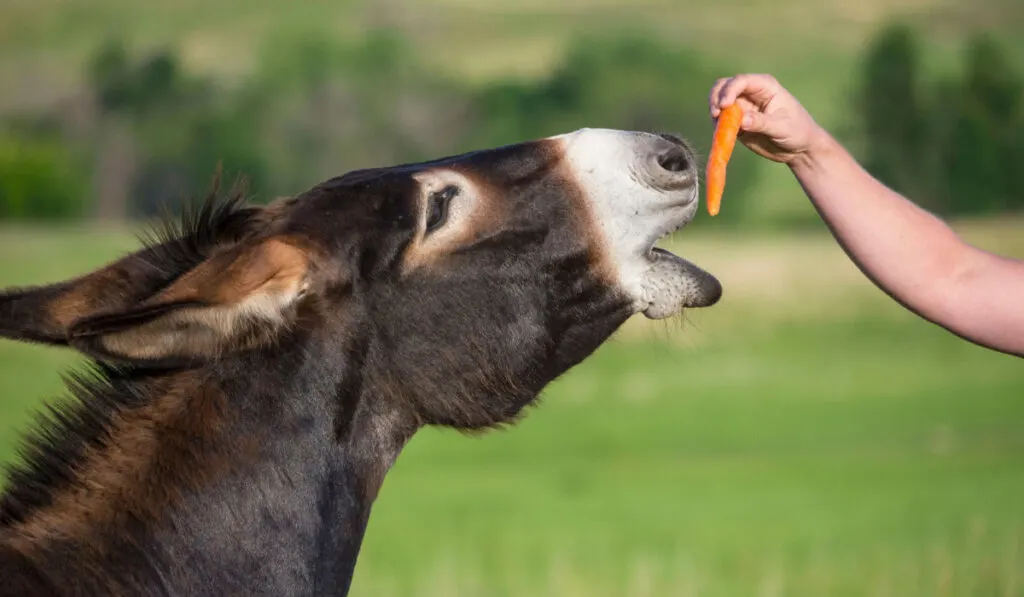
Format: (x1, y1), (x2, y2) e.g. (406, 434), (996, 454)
(0, 129), (719, 432)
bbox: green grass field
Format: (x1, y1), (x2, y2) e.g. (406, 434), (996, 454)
(1, 219), (1022, 596)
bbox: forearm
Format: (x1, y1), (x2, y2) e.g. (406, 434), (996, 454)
(788, 129), (1024, 356)
(788, 131), (964, 309)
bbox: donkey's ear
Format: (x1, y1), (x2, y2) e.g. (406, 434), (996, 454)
(66, 237), (313, 368)
(0, 244), (195, 346)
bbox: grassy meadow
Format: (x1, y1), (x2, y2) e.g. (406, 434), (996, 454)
(1, 0), (1024, 595)
(1, 217), (1022, 596)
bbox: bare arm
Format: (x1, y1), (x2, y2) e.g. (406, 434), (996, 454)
(709, 74), (1024, 358)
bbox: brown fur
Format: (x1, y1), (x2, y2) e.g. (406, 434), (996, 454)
(10, 374), (233, 547)
(554, 157), (620, 285)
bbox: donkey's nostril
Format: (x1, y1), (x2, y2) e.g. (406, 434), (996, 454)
(656, 146), (689, 173)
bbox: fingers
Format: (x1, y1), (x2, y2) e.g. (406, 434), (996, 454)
(739, 110), (769, 134)
(720, 73), (781, 109)
(708, 78), (731, 118)
(708, 73), (783, 118)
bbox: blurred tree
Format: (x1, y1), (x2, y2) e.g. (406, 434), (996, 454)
(87, 39), (178, 219)
(132, 106), (270, 216)
(0, 131), (85, 221)
(854, 22), (932, 206)
(85, 38), (268, 218)
(89, 39), (184, 117)
(245, 29), (473, 193)
(855, 23), (1024, 217)
(941, 33), (1024, 215)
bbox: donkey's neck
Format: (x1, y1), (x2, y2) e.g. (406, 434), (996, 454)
(154, 358), (406, 597)
(2, 338), (412, 597)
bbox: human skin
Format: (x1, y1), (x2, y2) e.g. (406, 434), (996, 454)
(708, 73), (1024, 358)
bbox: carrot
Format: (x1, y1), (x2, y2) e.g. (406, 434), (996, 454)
(706, 103), (744, 217)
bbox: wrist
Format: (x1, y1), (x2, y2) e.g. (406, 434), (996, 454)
(788, 125), (836, 174)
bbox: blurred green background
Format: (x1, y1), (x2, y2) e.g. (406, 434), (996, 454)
(1, 1), (1023, 595)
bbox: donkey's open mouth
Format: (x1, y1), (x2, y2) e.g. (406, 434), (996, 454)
(557, 128), (722, 320)
(643, 240), (722, 319)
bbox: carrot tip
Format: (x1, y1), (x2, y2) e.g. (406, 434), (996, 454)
(705, 103), (744, 217)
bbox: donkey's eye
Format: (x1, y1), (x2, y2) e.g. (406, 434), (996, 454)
(426, 185), (458, 233)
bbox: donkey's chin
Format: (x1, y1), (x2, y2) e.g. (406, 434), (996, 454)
(639, 248), (722, 319)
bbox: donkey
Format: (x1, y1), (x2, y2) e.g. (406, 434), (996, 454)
(0, 128), (721, 596)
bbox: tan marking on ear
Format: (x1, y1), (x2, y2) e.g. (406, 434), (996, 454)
(153, 237), (310, 305)
(47, 266), (146, 330)
(47, 286), (95, 330)
(97, 309), (241, 361)
(23, 194), (297, 341)
(97, 237), (313, 362)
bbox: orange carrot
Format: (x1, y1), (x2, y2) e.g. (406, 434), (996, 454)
(706, 103), (744, 217)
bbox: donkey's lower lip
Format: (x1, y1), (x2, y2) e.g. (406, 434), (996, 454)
(640, 247), (722, 318)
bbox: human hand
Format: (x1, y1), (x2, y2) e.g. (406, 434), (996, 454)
(708, 74), (829, 165)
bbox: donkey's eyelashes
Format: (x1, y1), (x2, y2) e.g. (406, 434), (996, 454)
(425, 185), (459, 233)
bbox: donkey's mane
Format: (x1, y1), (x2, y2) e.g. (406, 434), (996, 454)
(0, 176), (260, 528)
(134, 174), (263, 279)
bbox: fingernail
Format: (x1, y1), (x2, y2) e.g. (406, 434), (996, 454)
(742, 114), (753, 127)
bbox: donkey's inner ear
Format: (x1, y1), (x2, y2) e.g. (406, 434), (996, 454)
(67, 237), (313, 368)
